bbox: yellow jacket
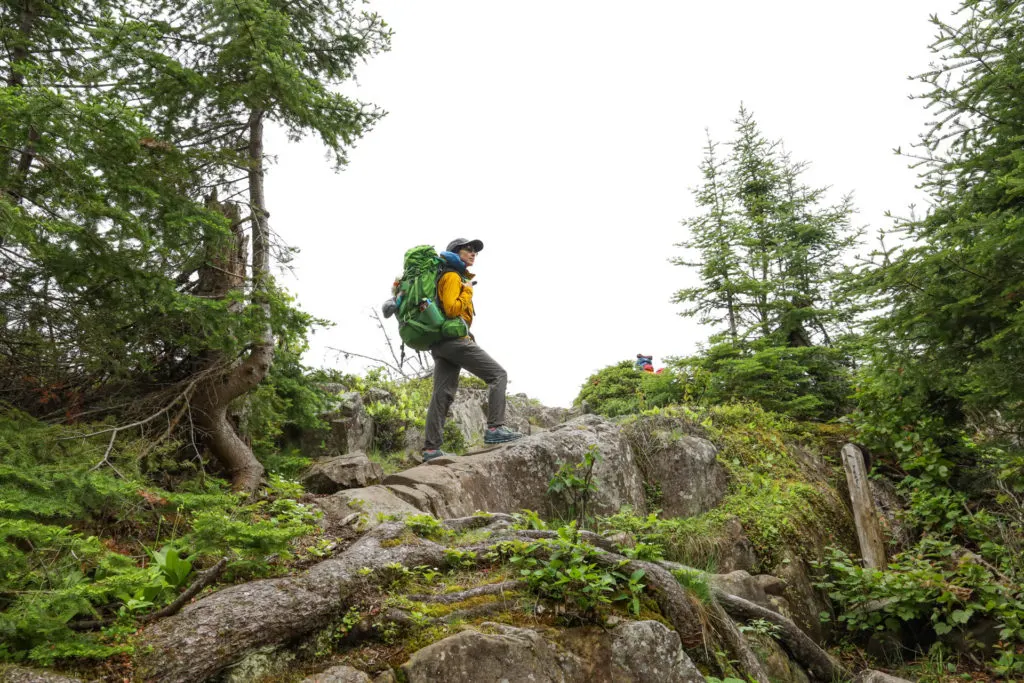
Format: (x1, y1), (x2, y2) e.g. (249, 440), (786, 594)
(437, 270), (474, 328)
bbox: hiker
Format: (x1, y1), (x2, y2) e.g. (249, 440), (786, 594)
(635, 354), (653, 371)
(421, 238), (524, 461)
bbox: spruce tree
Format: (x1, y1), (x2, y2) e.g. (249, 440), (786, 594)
(673, 106), (859, 418)
(0, 0), (390, 491)
(857, 0), (1024, 433)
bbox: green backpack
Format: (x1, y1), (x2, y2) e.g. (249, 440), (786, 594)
(395, 245), (468, 351)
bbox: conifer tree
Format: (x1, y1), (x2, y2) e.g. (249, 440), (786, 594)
(0, 0), (218, 402)
(857, 0), (1024, 433)
(673, 106), (859, 418)
(0, 0), (390, 491)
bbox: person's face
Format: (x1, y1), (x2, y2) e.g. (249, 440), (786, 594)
(458, 245), (477, 267)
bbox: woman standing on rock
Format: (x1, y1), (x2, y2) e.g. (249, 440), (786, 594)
(421, 237), (524, 461)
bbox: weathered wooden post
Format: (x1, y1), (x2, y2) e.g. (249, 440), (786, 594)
(841, 443), (888, 568)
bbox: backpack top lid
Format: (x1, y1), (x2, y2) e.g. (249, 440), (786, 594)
(402, 244), (439, 275)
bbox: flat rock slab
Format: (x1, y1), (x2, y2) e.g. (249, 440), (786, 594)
(317, 415), (647, 529)
(302, 452), (384, 494)
(316, 485), (423, 528)
(406, 415), (646, 518)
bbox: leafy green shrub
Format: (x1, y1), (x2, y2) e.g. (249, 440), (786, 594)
(671, 567), (712, 603)
(506, 526), (647, 616)
(442, 419), (466, 454)
(458, 375), (487, 390)
(673, 338), (853, 421)
(816, 540), (1024, 676)
(366, 400), (407, 453)
(356, 370), (436, 454)
(619, 541), (665, 561)
(547, 444), (601, 529)
(0, 408), (319, 664)
(574, 361), (688, 417)
(405, 514), (451, 541)
(443, 548), (478, 570)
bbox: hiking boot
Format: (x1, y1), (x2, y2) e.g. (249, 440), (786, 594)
(484, 425), (524, 444)
(421, 449), (454, 462)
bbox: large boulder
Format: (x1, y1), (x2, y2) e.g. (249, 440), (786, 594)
(316, 415), (646, 528)
(401, 623), (585, 683)
(300, 392), (373, 458)
(315, 486), (424, 528)
(605, 620), (706, 682)
(390, 415), (645, 519)
(400, 621), (705, 683)
(852, 672), (915, 683)
(448, 388), (532, 448)
(621, 416), (727, 517)
(300, 452), (384, 494)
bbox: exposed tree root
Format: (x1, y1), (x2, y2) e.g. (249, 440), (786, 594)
(137, 523), (448, 683)
(706, 596), (771, 683)
(714, 589), (850, 682)
(137, 517), (834, 683)
(442, 513), (517, 532)
(406, 580), (526, 604)
(514, 528), (621, 553)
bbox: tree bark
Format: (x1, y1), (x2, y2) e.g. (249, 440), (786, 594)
(190, 110), (276, 493)
(841, 443), (887, 569)
(247, 108), (271, 307)
(190, 195), (265, 493)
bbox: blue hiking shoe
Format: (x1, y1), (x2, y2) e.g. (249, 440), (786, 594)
(422, 449), (454, 462)
(484, 425), (525, 445)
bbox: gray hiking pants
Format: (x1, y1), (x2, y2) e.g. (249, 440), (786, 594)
(424, 337), (507, 450)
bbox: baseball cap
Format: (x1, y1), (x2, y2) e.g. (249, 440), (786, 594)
(446, 238), (484, 253)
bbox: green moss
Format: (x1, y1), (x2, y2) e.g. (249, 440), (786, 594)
(602, 403), (855, 571)
(365, 449), (412, 476)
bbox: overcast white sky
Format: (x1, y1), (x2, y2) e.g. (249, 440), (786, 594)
(265, 1), (959, 408)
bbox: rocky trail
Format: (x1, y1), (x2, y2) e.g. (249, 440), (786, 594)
(4, 394), (910, 683)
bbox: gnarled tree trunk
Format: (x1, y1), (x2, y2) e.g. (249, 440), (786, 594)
(190, 193), (266, 493)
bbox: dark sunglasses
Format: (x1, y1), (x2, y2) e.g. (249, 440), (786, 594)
(458, 245), (477, 254)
